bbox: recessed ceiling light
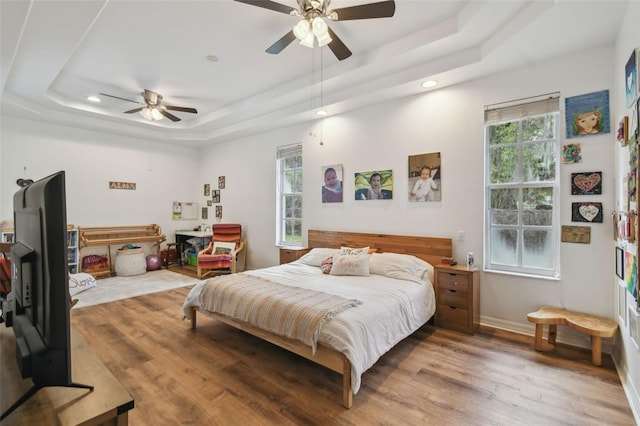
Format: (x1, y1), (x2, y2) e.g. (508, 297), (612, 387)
(206, 55), (219, 62)
(421, 80), (438, 88)
(87, 95), (101, 102)
(316, 109), (328, 116)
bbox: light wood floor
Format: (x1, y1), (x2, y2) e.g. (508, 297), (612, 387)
(70, 287), (636, 425)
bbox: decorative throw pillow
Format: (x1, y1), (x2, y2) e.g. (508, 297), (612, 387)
(320, 256), (333, 274)
(298, 248), (340, 266)
(212, 241), (236, 255)
(339, 246), (370, 256)
(69, 273), (97, 296)
(330, 254), (370, 276)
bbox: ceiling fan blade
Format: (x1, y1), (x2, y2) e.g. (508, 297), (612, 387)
(329, 0), (395, 21)
(164, 106), (198, 114)
(266, 30), (296, 55)
(124, 107), (144, 114)
(99, 93), (141, 104)
(233, 0), (295, 15)
(159, 110), (181, 122)
(327, 27), (352, 61)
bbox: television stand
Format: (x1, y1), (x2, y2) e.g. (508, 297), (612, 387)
(1, 381), (94, 421)
(0, 326), (134, 424)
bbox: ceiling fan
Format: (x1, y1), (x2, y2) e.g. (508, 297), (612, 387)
(234, 0), (396, 61)
(99, 89), (198, 122)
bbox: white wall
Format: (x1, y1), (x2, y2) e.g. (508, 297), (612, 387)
(613, 0), (640, 419)
(200, 46), (615, 333)
(0, 118), (203, 239)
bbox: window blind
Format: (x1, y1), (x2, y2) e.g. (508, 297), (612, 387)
(277, 143), (302, 159)
(484, 95), (559, 124)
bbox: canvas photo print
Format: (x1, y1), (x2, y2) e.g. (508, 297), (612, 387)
(355, 170), (393, 200)
(408, 152), (441, 202)
(322, 164), (343, 203)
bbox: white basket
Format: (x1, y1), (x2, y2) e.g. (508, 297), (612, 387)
(115, 248), (146, 276)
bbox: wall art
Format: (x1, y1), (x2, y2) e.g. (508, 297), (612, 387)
(408, 152), (441, 202)
(625, 48), (638, 108)
(322, 164), (343, 203)
(204, 183), (210, 196)
(625, 250), (637, 298)
(618, 116), (629, 146)
(201, 206), (208, 220)
(565, 90), (610, 138)
(215, 205), (222, 220)
(218, 176), (226, 189)
(562, 143), (581, 164)
(617, 246), (625, 280)
(571, 171), (602, 195)
(354, 169), (393, 200)
(561, 225), (591, 244)
(212, 190), (220, 204)
(571, 202), (603, 223)
(109, 181), (136, 190)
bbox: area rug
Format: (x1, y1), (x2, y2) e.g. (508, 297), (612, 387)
(73, 269), (202, 309)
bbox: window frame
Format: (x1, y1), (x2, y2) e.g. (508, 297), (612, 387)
(275, 143), (303, 247)
(483, 97), (561, 279)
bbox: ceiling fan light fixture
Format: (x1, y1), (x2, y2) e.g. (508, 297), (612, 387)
(293, 19), (310, 40)
(299, 32), (315, 48)
(311, 17), (328, 37)
(140, 106), (163, 121)
(316, 31), (332, 46)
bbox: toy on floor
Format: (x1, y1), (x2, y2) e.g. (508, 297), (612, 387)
(146, 254), (162, 271)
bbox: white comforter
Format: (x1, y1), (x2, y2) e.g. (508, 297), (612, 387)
(182, 261), (435, 394)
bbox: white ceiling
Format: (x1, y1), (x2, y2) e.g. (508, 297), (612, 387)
(0, 0), (629, 148)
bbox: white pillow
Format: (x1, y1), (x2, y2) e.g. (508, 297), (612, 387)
(297, 248), (340, 266)
(330, 254), (370, 276)
(369, 252), (434, 284)
(212, 241), (236, 255)
(69, 273), (97, 296)
(339, 246), (370, 256)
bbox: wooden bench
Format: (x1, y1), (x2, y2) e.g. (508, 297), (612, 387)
(78, 225), (166, 277)
(526, 306), (618, 366)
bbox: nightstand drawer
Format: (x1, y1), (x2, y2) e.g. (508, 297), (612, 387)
(279, 247), (311, 264)
(437, 271), (470, 292)
(436, 305), (470, 327)
(438, 288), (469, 309)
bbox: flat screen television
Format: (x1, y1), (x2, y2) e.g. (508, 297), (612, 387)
(1, 171), (92, 421)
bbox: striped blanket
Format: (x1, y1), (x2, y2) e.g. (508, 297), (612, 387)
(199, 274), (362, 353)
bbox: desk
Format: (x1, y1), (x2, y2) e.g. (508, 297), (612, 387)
(1, 326), (134, 425)
(176, 230), (211, 251)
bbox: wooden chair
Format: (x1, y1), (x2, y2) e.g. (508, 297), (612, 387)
(196, 224), (246, 279)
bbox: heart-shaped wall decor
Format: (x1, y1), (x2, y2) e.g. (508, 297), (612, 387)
(578, 204), (600, 222)
(573, 173), (601, 193)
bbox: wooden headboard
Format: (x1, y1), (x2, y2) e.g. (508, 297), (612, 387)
(307, 230), (452, 267)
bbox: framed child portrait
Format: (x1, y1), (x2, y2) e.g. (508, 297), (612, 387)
(322, 164), (343, 203)
(408, 152), (441, 202)
(355, 170), (393, 200)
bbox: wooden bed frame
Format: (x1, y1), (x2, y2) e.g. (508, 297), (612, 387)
(189, 229), (452, 408)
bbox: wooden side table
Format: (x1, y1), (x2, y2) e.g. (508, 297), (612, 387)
(1, 326), (134, 424)
(434, 264), (480, 334)
(279, 247), (311, 264)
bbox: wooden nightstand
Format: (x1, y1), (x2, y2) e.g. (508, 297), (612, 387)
(434, 264), (479, 334)
(279, 247), (311, 264)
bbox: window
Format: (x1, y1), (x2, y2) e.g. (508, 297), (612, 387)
(276, 143), (303, 246)
(484, 96), (560, 278)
